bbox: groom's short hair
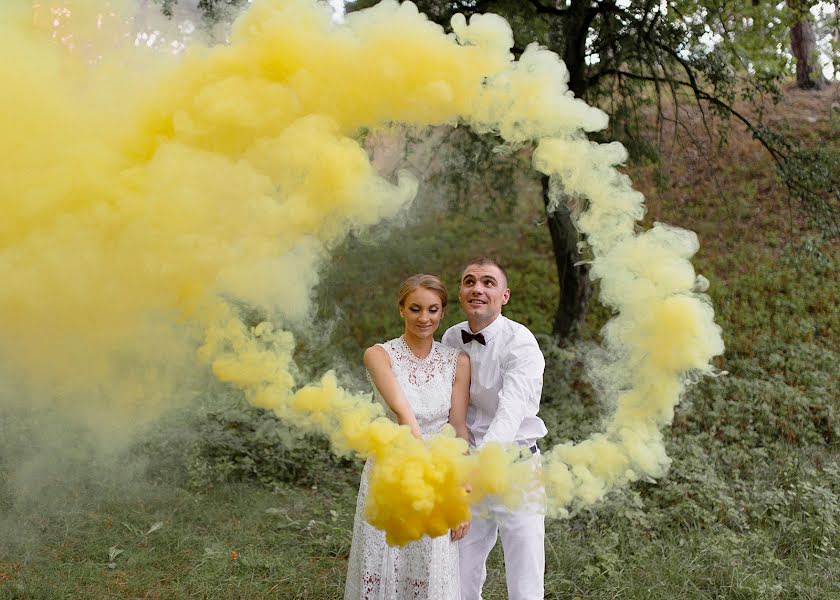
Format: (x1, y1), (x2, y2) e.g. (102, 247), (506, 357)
(461, 257), (508, 287)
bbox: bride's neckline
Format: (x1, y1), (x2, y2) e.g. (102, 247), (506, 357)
(399, 335), (434, 361)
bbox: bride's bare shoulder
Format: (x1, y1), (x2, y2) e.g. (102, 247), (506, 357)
(363, 343), (390, 369)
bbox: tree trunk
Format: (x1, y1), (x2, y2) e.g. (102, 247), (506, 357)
(538, 0), (592, 343)
(541, 176), (592, 343)
(561, 0), (591, 98)
(833, 1), (840, 80)
(790, 11), (828, 90)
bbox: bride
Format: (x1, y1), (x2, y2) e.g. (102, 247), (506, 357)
(344, 273), (471, 600)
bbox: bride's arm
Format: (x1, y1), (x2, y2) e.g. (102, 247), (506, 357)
(364, 345), (422, 439)
(449, 351), (470, 443)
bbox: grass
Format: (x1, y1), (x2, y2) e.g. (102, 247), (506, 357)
(1, 483), (356, 599)
(3, 475), (837, 599)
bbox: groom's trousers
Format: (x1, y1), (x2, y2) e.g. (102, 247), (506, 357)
(458, 455), (545, 600)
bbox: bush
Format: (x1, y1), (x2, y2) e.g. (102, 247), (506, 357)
(536, 332), (839, 568)
(141, 398), (359, 493)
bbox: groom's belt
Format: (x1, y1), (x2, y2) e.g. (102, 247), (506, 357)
(469, 443), (538, 454)
(512, 444), (538, 463)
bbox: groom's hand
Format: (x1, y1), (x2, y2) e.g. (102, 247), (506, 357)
(450, 521), (471, 542)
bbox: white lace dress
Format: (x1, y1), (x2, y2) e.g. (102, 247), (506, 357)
(344, 336), (462, 600)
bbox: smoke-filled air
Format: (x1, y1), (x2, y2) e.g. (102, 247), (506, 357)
(1, 0), (723, 546)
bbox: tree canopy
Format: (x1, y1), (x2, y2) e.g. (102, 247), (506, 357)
(160, 0), (839, 339)
(344, 0), (839, 340)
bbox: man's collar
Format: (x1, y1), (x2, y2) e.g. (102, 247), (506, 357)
(466, 314), (505, 343)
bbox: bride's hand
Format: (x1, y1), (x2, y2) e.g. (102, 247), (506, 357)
(450, 521), (470, 542)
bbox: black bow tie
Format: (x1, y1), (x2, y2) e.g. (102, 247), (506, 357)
(461, 330), (486, 345)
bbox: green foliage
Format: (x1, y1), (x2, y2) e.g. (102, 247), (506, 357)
(155, 0), (178, 18)
(708, 236), (839, 357)
(411, 127), (538, 215)
(155, 0), (248, 20)
(181, 404), (358, 492)
(758, 125), (840, 237)
(351, 1), (840, 239)
(196, 0), (249, 20)
(527, 215), (838, 597)
(308, 199), (558, 375)
(140, 396), (359, 494)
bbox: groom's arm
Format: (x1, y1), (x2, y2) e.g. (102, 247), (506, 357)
(481, 335), (545, 446)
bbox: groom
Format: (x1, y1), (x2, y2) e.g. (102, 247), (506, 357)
(442, 257), (547, 600)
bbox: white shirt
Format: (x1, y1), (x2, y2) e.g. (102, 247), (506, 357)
(442, 315), (547, 449)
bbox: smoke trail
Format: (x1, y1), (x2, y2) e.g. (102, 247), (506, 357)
(0, 0), (723, 546)
(531, 140), (725, 512)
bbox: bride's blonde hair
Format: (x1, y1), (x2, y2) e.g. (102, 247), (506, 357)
(398, 274), (448, 308)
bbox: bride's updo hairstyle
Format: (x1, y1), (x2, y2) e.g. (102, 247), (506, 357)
(398, 274), (448, 308)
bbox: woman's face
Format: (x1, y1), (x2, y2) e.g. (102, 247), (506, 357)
(400, 287), (445, 340)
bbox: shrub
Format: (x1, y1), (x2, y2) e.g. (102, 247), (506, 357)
(142, 398), (359, 493)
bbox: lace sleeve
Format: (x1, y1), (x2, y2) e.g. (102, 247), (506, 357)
(444, 345), (460, 385)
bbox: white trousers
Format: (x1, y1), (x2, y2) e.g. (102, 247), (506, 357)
(458, 458), (545, 600)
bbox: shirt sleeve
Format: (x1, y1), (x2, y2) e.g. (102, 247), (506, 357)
(481, 331), (545, 446)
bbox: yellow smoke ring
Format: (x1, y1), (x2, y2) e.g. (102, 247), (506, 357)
(1, 0), (723, 546)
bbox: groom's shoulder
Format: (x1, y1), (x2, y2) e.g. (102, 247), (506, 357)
(500, 316), (541, 348)
(441, 321), (467, 347)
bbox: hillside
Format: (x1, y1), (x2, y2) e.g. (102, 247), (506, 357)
(1, 84), (838, 599)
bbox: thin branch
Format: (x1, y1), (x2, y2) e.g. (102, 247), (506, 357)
(651, 38), (728, 146)
(599, 69), (788, 169)
(664, 112), (738, 222)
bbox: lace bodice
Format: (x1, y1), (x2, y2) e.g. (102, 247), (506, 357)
(372, 337), (460, 437)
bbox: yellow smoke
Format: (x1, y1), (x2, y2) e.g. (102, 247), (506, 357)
(0, 0), (722, 546)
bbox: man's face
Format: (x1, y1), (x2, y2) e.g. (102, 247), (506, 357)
(458, 263), (510, 328)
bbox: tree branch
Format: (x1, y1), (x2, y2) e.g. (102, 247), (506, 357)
(525, 0), (568, 16)
(598, 69), (787, 168)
